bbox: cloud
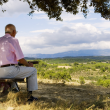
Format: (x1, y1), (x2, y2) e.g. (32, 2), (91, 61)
(17, 23), (110, 54)
(89, 18), (97, 20)
(0, 0), (31, 17)
(61, 12), (84, 21)
(30, 29), (54, 33)
(94, 21), (110, 30)
(32, 14), (48, 20)
(32, 9), (84, 21)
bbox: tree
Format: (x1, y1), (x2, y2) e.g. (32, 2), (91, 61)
(0, 0), (110, 21)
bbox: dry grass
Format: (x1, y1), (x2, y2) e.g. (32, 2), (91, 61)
(1, 81), (110, 110)
(0, 91), (73, 110)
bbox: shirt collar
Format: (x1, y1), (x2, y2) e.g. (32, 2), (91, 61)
(4, 33), (12, 38)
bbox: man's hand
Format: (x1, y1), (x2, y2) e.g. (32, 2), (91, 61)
(28, 62), (33, 67)
(19, 58), (32, 67)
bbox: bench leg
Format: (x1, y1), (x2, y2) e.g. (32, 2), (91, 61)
(11, 82), (20, 92)
(14, 82), (20, 92)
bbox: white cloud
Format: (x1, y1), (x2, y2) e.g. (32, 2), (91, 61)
(34, 10), (45, 14)
(30, 29), (54, 33)
(89, 18), (97, 20)
(0, 0), (31, 17)
(17, 23), (110, 54)
(94, 22), (110, 30)
(32, 9), (84, 21)
(61, 12), (84, 21)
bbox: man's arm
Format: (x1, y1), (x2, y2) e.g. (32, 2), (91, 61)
(19, 58), (33, 67)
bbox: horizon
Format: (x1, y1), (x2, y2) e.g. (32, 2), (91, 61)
(24, 49), (110, 58)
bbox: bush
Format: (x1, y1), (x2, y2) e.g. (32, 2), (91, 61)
(74, 62), (79, 66)
(79, 76), (85, 85)
(92, 67), (96, 71)
(91, 61), (96, 64)
(103, 75), (107, 79)
(108, 68), (110, 72)
(97, 79), (110, 88)
(100, 67), (106, 72)
(95, 64), (101, 69)
(38, 69), (71, 81)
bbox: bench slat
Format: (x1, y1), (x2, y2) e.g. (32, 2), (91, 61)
(0, 79), (24, 82)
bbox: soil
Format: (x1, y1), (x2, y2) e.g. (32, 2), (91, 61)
(57, 66), (71, 69)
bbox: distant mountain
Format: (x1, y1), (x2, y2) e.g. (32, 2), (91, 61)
(24, 49), (110, 58)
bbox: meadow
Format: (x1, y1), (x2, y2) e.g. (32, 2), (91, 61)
(1, 57), (110, 110)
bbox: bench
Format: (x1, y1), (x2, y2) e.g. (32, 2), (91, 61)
(0, 78), (24, 82)
(0, 61), (39, 93)
(0, 78), (25, 92)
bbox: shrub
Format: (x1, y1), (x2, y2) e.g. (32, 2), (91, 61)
(102, 75), (107, 79)
(95, 64), (101, 69)
(92, 67), (96, 71)
(100, 67), (106, 72)
(91, 61), (96, 64)
(74, 62), (79, 66)
(108, 68), (110, 72)
(80, 63), (83, 66)
(97, 79), (110, 88)
(79, 76), (85, 85)
(105, 66), (108, 70)
(38, 69), (71, 81)
(87, 66), (91, 69)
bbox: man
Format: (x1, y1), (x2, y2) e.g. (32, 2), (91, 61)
(0, 24), (38, 102)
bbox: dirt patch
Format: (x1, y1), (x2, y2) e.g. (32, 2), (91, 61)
(58, 66), (71, 69)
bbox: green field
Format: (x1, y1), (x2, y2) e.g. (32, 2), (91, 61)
(33, 58), (110, 87)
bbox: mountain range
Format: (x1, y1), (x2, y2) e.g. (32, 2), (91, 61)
(24, 49), (110, 58)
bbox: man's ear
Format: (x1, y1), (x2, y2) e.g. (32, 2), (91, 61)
(13, 30), (15, 34)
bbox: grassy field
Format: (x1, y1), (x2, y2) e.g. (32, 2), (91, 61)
(34, 60), (110, 87)
(1, 58), (110, 110)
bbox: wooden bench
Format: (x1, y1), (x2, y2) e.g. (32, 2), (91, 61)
(0, 78), (25, 92)
(0, 78), (24, 83)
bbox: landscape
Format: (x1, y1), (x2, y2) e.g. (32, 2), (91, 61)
(0, 0), (110, 110)
(1, 56), (110, 110)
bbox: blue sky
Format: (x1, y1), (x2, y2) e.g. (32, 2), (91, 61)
(0, 0), (110, 55)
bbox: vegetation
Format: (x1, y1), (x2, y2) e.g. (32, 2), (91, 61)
(1, 0), (110, 20)
(1, 57), (110, 109)
(41, 56), (110, 64)
(34, 61), (71, 81)
(33, 58), (110, 88)
(79, 76), (85, 85)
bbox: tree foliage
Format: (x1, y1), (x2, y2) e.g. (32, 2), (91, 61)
(0, 0), (110, 20)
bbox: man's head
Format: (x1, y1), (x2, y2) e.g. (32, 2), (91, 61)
(5, 24), (17, 37)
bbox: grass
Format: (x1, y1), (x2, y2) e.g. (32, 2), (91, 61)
(0, 91), (80, 110)
(1, 84), (110, 110)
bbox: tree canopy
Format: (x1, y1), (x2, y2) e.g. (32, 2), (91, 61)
(0, 0), (110, 21)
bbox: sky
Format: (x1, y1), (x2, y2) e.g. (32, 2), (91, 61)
(0, 0), (110, 55)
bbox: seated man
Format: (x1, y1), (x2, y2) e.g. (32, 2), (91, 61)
(0, 24), (38, 102)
